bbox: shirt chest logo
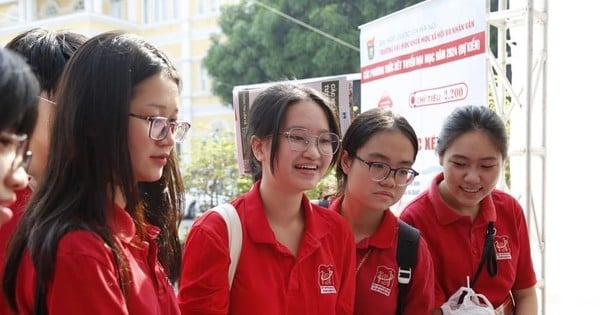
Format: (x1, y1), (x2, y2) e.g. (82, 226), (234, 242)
(494, 235), (512, 260)
(318, 264), (337, 294)
(370, 265), (395, 296)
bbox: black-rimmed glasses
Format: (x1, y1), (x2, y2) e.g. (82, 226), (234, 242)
(129, 113), (191, 143)
(0, 132), (32, 172)
(354, 155), (419, 187)
(280, 128), (340, 155)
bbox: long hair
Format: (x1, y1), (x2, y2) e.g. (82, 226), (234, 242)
(3, 31), (183, 312)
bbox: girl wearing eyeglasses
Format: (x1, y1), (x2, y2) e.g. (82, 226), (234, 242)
(0, 48), (39, 229)
(327, 108), (435, 314)
(400, 105), (538, 315)
(3, 31), (189, 314)
(179, 83), (356, 315)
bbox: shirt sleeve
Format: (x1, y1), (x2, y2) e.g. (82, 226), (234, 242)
(178, 212), (231, 315)
(403, 235), (435, 314)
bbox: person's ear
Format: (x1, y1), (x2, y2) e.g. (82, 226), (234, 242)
(340, 150), (352, 175)
(251, 135), (267, 163)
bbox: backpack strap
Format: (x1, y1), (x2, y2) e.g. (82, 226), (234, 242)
(396, 220), (420, 315)
(211, 203), (242, 288)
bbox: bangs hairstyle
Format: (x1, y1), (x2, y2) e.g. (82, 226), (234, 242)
(0, 48), (39, 134)
(246, 83), (342, 181)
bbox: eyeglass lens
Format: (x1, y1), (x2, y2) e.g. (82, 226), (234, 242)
(369, 163), (416, 185)
(149, 118), (190, 142)
(1, 133), (30, 171)
(285, 128), (339, 155)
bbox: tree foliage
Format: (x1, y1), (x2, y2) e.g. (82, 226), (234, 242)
(181, 130), (253, 212)
(204, 0), (424, 105)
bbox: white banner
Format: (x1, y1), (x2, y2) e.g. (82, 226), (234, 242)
(359, 0), (487, 211)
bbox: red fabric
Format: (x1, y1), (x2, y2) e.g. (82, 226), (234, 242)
(7, 204), (179, 315)
(0, 187), (31, 258)
(400, 172), (537, 308)
(329, 197), (435, 315)
(178, 181), (356, 315)
(0, 187), (31, 314)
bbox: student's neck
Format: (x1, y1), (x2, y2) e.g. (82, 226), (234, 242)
(340, 195), (384, 243)
(259, 182), (304, 225)
(259, 181), (305, 256)
(438, 180), (479, 221)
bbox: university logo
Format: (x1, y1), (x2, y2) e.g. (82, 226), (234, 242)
(494, 235), (512, 260)
(370, 266), (395, 296)
(318, 264), (337, 294)
(367, 37), (375, 60)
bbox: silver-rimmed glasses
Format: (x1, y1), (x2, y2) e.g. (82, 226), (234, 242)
(354, 155), (418, 187)
(38, 96), (56, 105)
(0, 132), (32, 171)
(129, 113), (191, 143)
(280, 127), (340, 155)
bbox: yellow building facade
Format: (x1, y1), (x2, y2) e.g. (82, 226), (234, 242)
(0, 0), (238, 157)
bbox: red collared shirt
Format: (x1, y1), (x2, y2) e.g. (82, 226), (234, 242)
(178, 181), (356, 315)
(329, 197), (435, 315)
(400, 172), (537, 308)
(10, 204), (179, 315)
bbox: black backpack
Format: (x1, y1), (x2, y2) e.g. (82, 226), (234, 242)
(396, 220), (420, 315)
(317, 200), (420, 315)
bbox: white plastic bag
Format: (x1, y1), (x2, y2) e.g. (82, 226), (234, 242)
(441, 286), (495, 315)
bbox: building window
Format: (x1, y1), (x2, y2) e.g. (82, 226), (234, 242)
(209, 0), (219, 13)
(109, 0), (124, 18)
(199, 61), (209, 93)
(155, 0), (165, 21)
(198, 0), (205, 15)
(74, 0), (84, 11)
(173, 0), (179, 19)
(45, 1), (59, 17)
(144, 0), (149, 22)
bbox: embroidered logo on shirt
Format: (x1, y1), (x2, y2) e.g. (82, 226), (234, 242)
(494, 235), (512, 260)
(370, 266), (395, 296)
(318, 264), (337, 294)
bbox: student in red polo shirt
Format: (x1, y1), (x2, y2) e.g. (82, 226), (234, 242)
(0, 27), (87, 266)
(400, 105), (538, 315)
(328, 108), (435, 314)
(178, 83), (356, 315)
(2, 31), (190, 314)
(0, 48), (39, 229)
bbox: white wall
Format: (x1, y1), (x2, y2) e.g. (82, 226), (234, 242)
(546, 2), (600, 314)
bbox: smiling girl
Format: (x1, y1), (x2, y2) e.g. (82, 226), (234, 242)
(400, 105), (538, 315)
(178, 83), (356, 315)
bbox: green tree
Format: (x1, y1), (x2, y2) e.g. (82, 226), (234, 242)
(181, 130), (252, 214)
(204, 0), (424, 105)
